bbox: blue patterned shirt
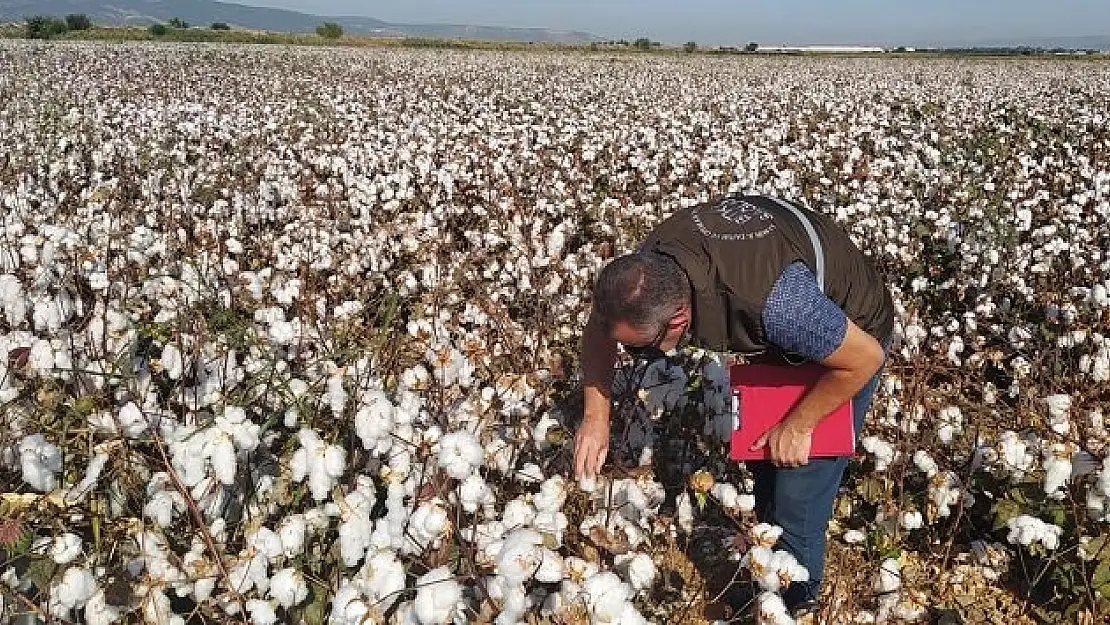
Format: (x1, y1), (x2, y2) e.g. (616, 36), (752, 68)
(762, 261), (848, 362)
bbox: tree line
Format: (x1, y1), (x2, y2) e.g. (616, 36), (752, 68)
(19, 14), (346, 40)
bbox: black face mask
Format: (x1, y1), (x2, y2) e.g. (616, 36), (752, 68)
(622, 323), (671, 362)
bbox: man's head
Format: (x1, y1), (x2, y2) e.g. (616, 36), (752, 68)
(592, 252), (692, 358)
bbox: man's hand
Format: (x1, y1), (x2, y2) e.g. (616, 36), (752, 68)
(574, 413), (610, 480)
(751, 421), (813, 467)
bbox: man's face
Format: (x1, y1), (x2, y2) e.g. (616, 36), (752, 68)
(608, 306), (690, 360)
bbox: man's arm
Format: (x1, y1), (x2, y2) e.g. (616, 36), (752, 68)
(782, 320), (884, 432)
(573, 307), (618, 480)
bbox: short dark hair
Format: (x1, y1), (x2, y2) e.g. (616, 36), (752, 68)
(592, 252), (690, 332)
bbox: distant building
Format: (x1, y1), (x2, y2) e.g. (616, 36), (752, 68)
(756, 44), (887, 54)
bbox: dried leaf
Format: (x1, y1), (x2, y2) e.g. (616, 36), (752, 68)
(588, 525), (630, 555)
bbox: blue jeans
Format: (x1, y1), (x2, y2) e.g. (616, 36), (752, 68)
(747, 359), (886, 608)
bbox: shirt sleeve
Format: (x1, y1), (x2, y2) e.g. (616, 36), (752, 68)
(762, 261), (848, 362)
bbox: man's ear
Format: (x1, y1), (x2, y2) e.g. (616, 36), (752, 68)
(670, 304), (692, 330)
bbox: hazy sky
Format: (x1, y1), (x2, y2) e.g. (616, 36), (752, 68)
(234, 0), (1108, 46)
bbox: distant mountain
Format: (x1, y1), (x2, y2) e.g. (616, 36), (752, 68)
(0, 0), (603, 44)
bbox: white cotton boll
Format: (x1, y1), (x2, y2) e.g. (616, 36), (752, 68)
(0, 274), (27, 325)
(51, 532), (83, 564)
(750, 523), (783, 548)
(900, 510), (924, 530)
(268, 320), (296, 346)
(338, 513), (373, 567)
(676, 492), (694, 533)
(161, 344), (184, 380)
(19, 433), (63, 492)
(936, 406), (963, 444)
(408, 498), (451, 553)
(843, 529), (866, 544)
(912, 450), (939, 478)
(1043, 444), (1074, 499)
(438, 430), (484, 480)
(413, 567), (462, 625)
(712, 482), (741, 510)
(862, 436), (898, 471)
(534, 475), (568, 512)
(85, 589), (122, 625)
(503, 497), (537, 530)
(532, 414), (562, 450)
(247, 527), (283, 562)
(873, 558), (902, 594)
(143, 490), (180, 527)
(756, 591), (795, 625)
(582, 572), (632, 623)
(327, 375), (348, 417)
(277, 514), (307, 558)
(995, 431), (1036, 480)
(485, 438), (514, 474)
(1043, 394), (1072, 435)
(28, 338), (54, 374)
(364, 550), (407, 610)
(52, 566), (97, 612)
(208, 432), (238, 486)
(515, 462), (545, 484)
(616, 552), (657, 591)
(291, 429), (346, 502)
(1007, 515), (1063, 551)
(329, 582), (372, 625)
(245, 598), (278, 625)
(497, 528), (547, 584)
(459, 474), (495, 514)
(354, 391), (395, 454)
(535, 548), (566, 583)
(268, 568), (308, 609)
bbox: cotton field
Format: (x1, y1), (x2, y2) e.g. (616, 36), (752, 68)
(0, 40), (1109, 624)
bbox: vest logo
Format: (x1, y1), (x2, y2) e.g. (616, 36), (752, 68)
(692, 197), (777, 241)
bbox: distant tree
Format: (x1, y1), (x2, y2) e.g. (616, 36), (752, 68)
(633, 37), (652, 50)
(683, 41), (697, 53)
(168, 17), (189, 29)
(24, 15), (69, 40)
(65, 13), (92, 31)
(744, 41), (759, 52)
(894, 46), (907, 53)
(149, 23), (168, 36)
(210, 22), (231, 31)
(316, 22), (343, 39)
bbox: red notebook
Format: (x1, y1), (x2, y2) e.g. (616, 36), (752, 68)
(728, 363), (856, 461)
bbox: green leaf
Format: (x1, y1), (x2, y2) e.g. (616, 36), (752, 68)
(303, 583), (330, 625)
(1093, 560), (1110, 590)
(991, 499), (1022, 532)
(25, 557), (57, 592)
(1084, 535), (1110, 562)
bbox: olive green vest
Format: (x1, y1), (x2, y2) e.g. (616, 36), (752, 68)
(639, 194), (895, 363)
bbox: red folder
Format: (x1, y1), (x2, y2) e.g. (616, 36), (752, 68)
(728, 363), (856, 461)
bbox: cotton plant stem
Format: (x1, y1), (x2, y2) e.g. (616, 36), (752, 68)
(141, 413), (249, 623)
